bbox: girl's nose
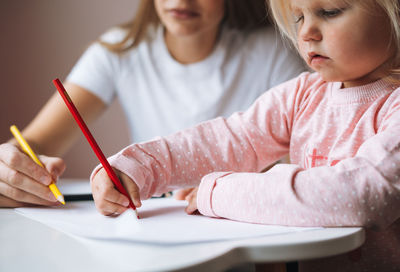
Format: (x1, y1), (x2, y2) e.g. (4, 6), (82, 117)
(299, 19), (322, 42)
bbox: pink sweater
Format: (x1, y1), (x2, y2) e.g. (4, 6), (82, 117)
(96, 72), (400, 271)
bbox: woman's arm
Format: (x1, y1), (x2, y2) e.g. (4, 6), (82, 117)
(0, 83), (106, 207)
(22, 82), (106, 156)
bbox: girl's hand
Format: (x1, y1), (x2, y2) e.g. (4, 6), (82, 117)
(91, 167), (142, 216)
(184, 187), (199, 215)
(174, 187), (197, 201)
(0, 143), (66, 207)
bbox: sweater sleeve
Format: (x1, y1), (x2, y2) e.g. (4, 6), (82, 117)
(95, 75), (309, 199)
(197, 110), (400, 230)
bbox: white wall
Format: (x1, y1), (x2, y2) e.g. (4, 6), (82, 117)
(0, 0), (139, 177)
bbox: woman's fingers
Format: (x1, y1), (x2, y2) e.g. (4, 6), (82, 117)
(0, 179), (59, 206)
(0, 143), (68, 207)
(0, 194), (26, 207)
(39, 155), (66, 181)
(0, 161), (58, 203)
(0, 143), (53, 185)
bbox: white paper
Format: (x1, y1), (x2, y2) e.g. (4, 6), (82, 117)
(16, 198), (319, 245)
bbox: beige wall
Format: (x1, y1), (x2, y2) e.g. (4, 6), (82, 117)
(0, 1), (139, 178)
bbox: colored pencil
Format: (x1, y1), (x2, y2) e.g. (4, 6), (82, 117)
(52, 78), (139, 218)
(10, 125), (65, 204)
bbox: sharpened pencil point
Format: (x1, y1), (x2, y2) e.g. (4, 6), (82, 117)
(58, 196), (66, 205)
(134, 209), (140, 219)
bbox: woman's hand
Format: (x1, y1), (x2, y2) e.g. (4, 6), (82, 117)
(91, 167), (142, 216)
(0, 143), (66, 207)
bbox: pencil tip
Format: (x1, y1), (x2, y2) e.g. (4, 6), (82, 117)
(135, 209), (140, 219)
(58, 196), (66, 205)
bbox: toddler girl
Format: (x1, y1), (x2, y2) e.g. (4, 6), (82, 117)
(92, 0), (400, 270)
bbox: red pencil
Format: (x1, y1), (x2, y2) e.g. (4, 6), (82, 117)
(53, 78), (139, 219)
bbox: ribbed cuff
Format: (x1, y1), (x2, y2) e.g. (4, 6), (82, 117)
(89, 153), (120, 184)
(197, 172), (232, 217)
(90, 164), (105, 184)
(89, 153), (150, 198)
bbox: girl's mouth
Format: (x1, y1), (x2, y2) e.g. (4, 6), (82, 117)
(308, 52), (330, 66)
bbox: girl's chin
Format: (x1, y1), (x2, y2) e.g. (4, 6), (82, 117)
(316, 71), (344, 83)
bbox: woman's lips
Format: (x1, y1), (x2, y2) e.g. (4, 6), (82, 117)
(168, 9), (199, 19)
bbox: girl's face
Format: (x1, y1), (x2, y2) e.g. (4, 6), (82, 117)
(154, 0), (225, 38)
(292, 0), (395, 87)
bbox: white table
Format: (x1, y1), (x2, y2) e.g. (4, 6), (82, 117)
(0, 206), (364, 272)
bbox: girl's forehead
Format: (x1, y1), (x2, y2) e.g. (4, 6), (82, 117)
(289, 0), (353, 10)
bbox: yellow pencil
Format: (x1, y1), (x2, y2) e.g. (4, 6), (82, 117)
(10, 125), (65, 205)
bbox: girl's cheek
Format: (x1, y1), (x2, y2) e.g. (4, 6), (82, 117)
(297, 43), (307, 62)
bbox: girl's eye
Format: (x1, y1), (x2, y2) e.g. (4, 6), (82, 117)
(294, 15), (304, 24)
(319, 8), (343, 18)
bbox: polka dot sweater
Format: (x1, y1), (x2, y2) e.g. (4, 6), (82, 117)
(94, 72), (400, 271)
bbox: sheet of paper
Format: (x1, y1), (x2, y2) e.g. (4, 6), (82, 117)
(16, 198), (320, 245)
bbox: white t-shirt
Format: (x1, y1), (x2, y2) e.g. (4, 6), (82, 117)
(67, 25), (305, 142)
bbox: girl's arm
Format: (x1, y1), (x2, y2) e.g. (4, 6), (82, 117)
(91, 75), (308, 207)
(197, 114), (400, 229)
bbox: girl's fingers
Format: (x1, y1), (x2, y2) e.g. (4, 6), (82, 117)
(118, 170), (142, 208)
(103, 186), (131, 207)
(0, 161), (58, 202)
(94, 199), (129, 216)
(185, 199), (197, 214)
(91, 168), (131, 215)
(185, 188), (195, 201)
(0, 143), (52, 186)
(174, 187), (195, 200)
(185, 188), (199, 214)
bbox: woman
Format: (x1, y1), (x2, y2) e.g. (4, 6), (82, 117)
(0, 0), (305, 207)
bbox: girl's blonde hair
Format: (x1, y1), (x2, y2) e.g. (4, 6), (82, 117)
(101, 0), (270, 53)
(268, 0), (400, 74)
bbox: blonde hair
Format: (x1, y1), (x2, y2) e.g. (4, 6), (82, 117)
(268, 0), (400, 76)
(101, 0), (270, 53)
